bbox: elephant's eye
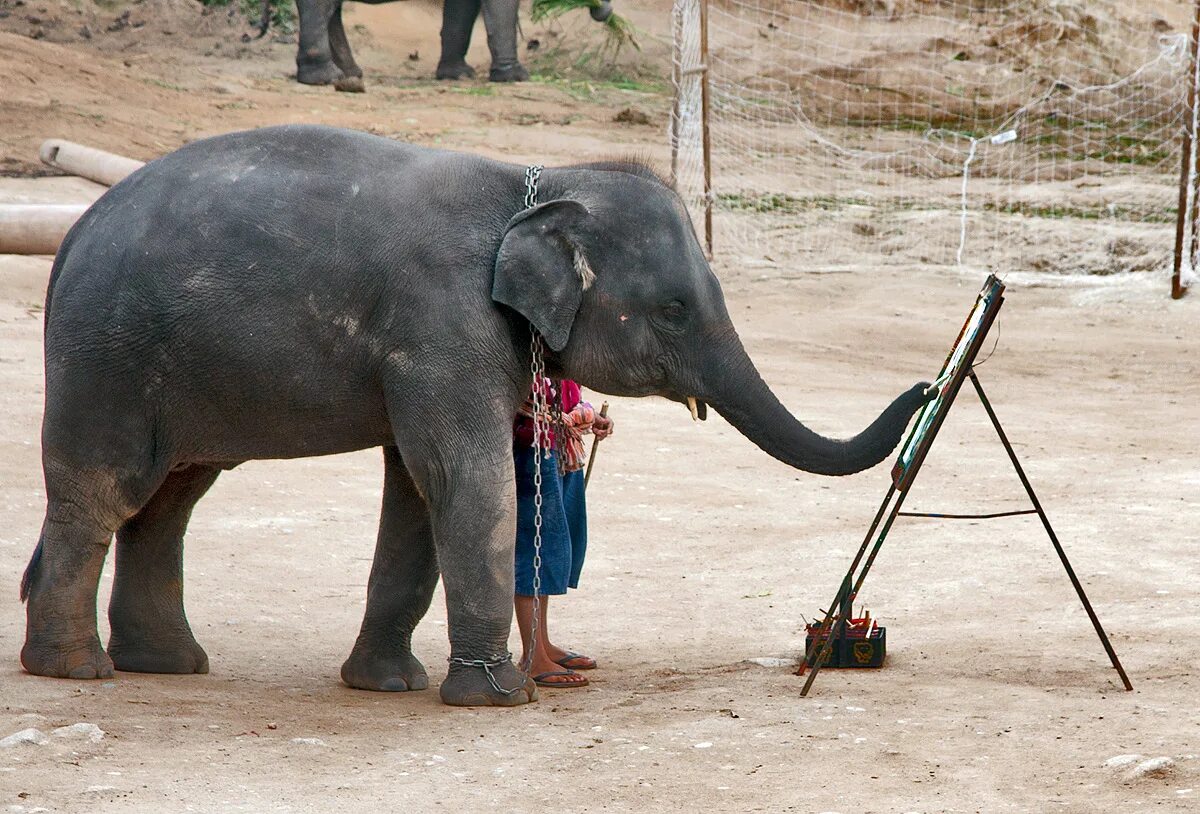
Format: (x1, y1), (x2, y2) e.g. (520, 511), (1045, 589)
(652, 301), (691, 333)
(660, 300), (687, 322)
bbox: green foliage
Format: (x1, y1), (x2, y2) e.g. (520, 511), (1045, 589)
(530, 0), (640, 56)
(200, 0), (296, 33)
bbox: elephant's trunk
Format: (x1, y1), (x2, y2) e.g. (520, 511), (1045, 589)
(697, 333), (931, 476)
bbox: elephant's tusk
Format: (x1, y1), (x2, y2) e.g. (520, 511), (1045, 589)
(687, 396), (699, 422)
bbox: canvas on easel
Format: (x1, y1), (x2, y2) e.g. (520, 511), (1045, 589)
(798, 274), (1131, 696)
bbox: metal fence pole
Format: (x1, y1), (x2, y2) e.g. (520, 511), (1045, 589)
(700, 0), (713, 258)
(669, 2), (682, 189)
(1172, 0), (1200, 299)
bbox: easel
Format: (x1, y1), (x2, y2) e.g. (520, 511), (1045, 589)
(797, 275), (1132, 696)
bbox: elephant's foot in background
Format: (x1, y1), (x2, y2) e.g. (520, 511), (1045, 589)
(297, 54), (345, 87)
(436, 59), (477, 80)
(341, 637), (430, 692)
(334, 75), (366, 93)
(440, 659), (537, 706)
(488, 63), (529, 82)
(297, 59), (365, 93)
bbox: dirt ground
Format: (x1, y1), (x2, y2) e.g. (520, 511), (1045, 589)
(2, 2), (1199, 812)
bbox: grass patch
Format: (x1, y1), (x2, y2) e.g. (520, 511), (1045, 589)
(717, 192), (874, 214)
(528, 72), (667, 100)
(714, 192), (1175, 224)
(143, 78), (187, 92)
(449, 85), (494, 97)
(983, 201), (1175, 223)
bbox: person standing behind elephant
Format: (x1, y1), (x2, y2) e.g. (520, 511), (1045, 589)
(513, 377), (613, 688)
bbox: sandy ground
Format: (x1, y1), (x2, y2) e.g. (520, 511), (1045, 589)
(2, 2), (1199, 812)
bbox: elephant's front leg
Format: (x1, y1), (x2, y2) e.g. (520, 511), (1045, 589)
(295, 0), (345, 86)
(341, 446), (439, 692)
(396, 408), (536, 706)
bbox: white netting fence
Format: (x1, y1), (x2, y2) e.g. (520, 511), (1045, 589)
(671, 0), (1200, 292)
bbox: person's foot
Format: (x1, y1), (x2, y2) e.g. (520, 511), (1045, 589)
(520, 652), (589, 687)
(530, 669), (588, 688)
(547, 644), (597, 670)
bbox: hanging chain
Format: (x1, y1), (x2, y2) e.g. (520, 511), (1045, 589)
(527, 331), (548, 669)
(525, 164), (547, 674)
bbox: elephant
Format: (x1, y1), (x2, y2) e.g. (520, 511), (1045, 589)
(294, 0), (528, 91)
(19, 124), (931, 706)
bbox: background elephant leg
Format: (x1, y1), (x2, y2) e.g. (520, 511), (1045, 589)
(341, 447), (439, 692)
(327, 5), (366, 93)
(295, 0), (344, 85)
(481, 0), (528, 82)
(437, 0), (482, 79)
(107, 465), (220, 674)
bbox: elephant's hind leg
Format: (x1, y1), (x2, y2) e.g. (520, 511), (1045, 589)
(21, 510), (115, 680)
(341, 447), (439, 692)
(22, 455), (164, 679)
(106, 465), (220, 675)
(327, 5), (365, 93)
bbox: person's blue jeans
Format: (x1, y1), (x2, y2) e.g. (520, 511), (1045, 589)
(513, 445), (587, 596)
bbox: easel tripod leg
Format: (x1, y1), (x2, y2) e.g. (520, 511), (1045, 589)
(968, 372), (1133, 691)
(800, 484), (905, 696)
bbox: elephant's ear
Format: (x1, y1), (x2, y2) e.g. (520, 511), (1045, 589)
(493, 199), (593, 352)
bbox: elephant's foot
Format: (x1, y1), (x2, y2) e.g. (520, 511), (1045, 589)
(22, 634), (114, 680)
(107, 634), (209, 675)
(488, 63), (530, 83)
(436, 59), (477, 80)
(334, 75), (366, 93)
(439, 658), (537, 706)
(297, 57), (344, 86)
(341, 643), (429, 692)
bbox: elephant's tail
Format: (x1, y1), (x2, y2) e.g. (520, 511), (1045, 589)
(19, 534), (44, 602)
(256, 0), (272, 39)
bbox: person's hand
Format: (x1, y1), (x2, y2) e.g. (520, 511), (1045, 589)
(592, 413), (614, 441)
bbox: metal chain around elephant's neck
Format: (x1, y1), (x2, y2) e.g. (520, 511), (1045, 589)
(525, 163), (548, 671)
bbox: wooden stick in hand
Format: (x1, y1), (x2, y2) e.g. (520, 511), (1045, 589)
(584, 401), (610, 489)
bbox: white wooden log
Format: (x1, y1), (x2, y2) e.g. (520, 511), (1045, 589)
(39, 139), (145, 187)
(0, 204), (90, 255)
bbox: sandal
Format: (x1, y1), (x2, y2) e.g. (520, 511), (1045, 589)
(531, 670), (589, 688)
(554, 651), (598, 671)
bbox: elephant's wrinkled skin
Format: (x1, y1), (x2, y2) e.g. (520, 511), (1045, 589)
(295, 0), (526, 90)
(20, 125), (931, 706)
